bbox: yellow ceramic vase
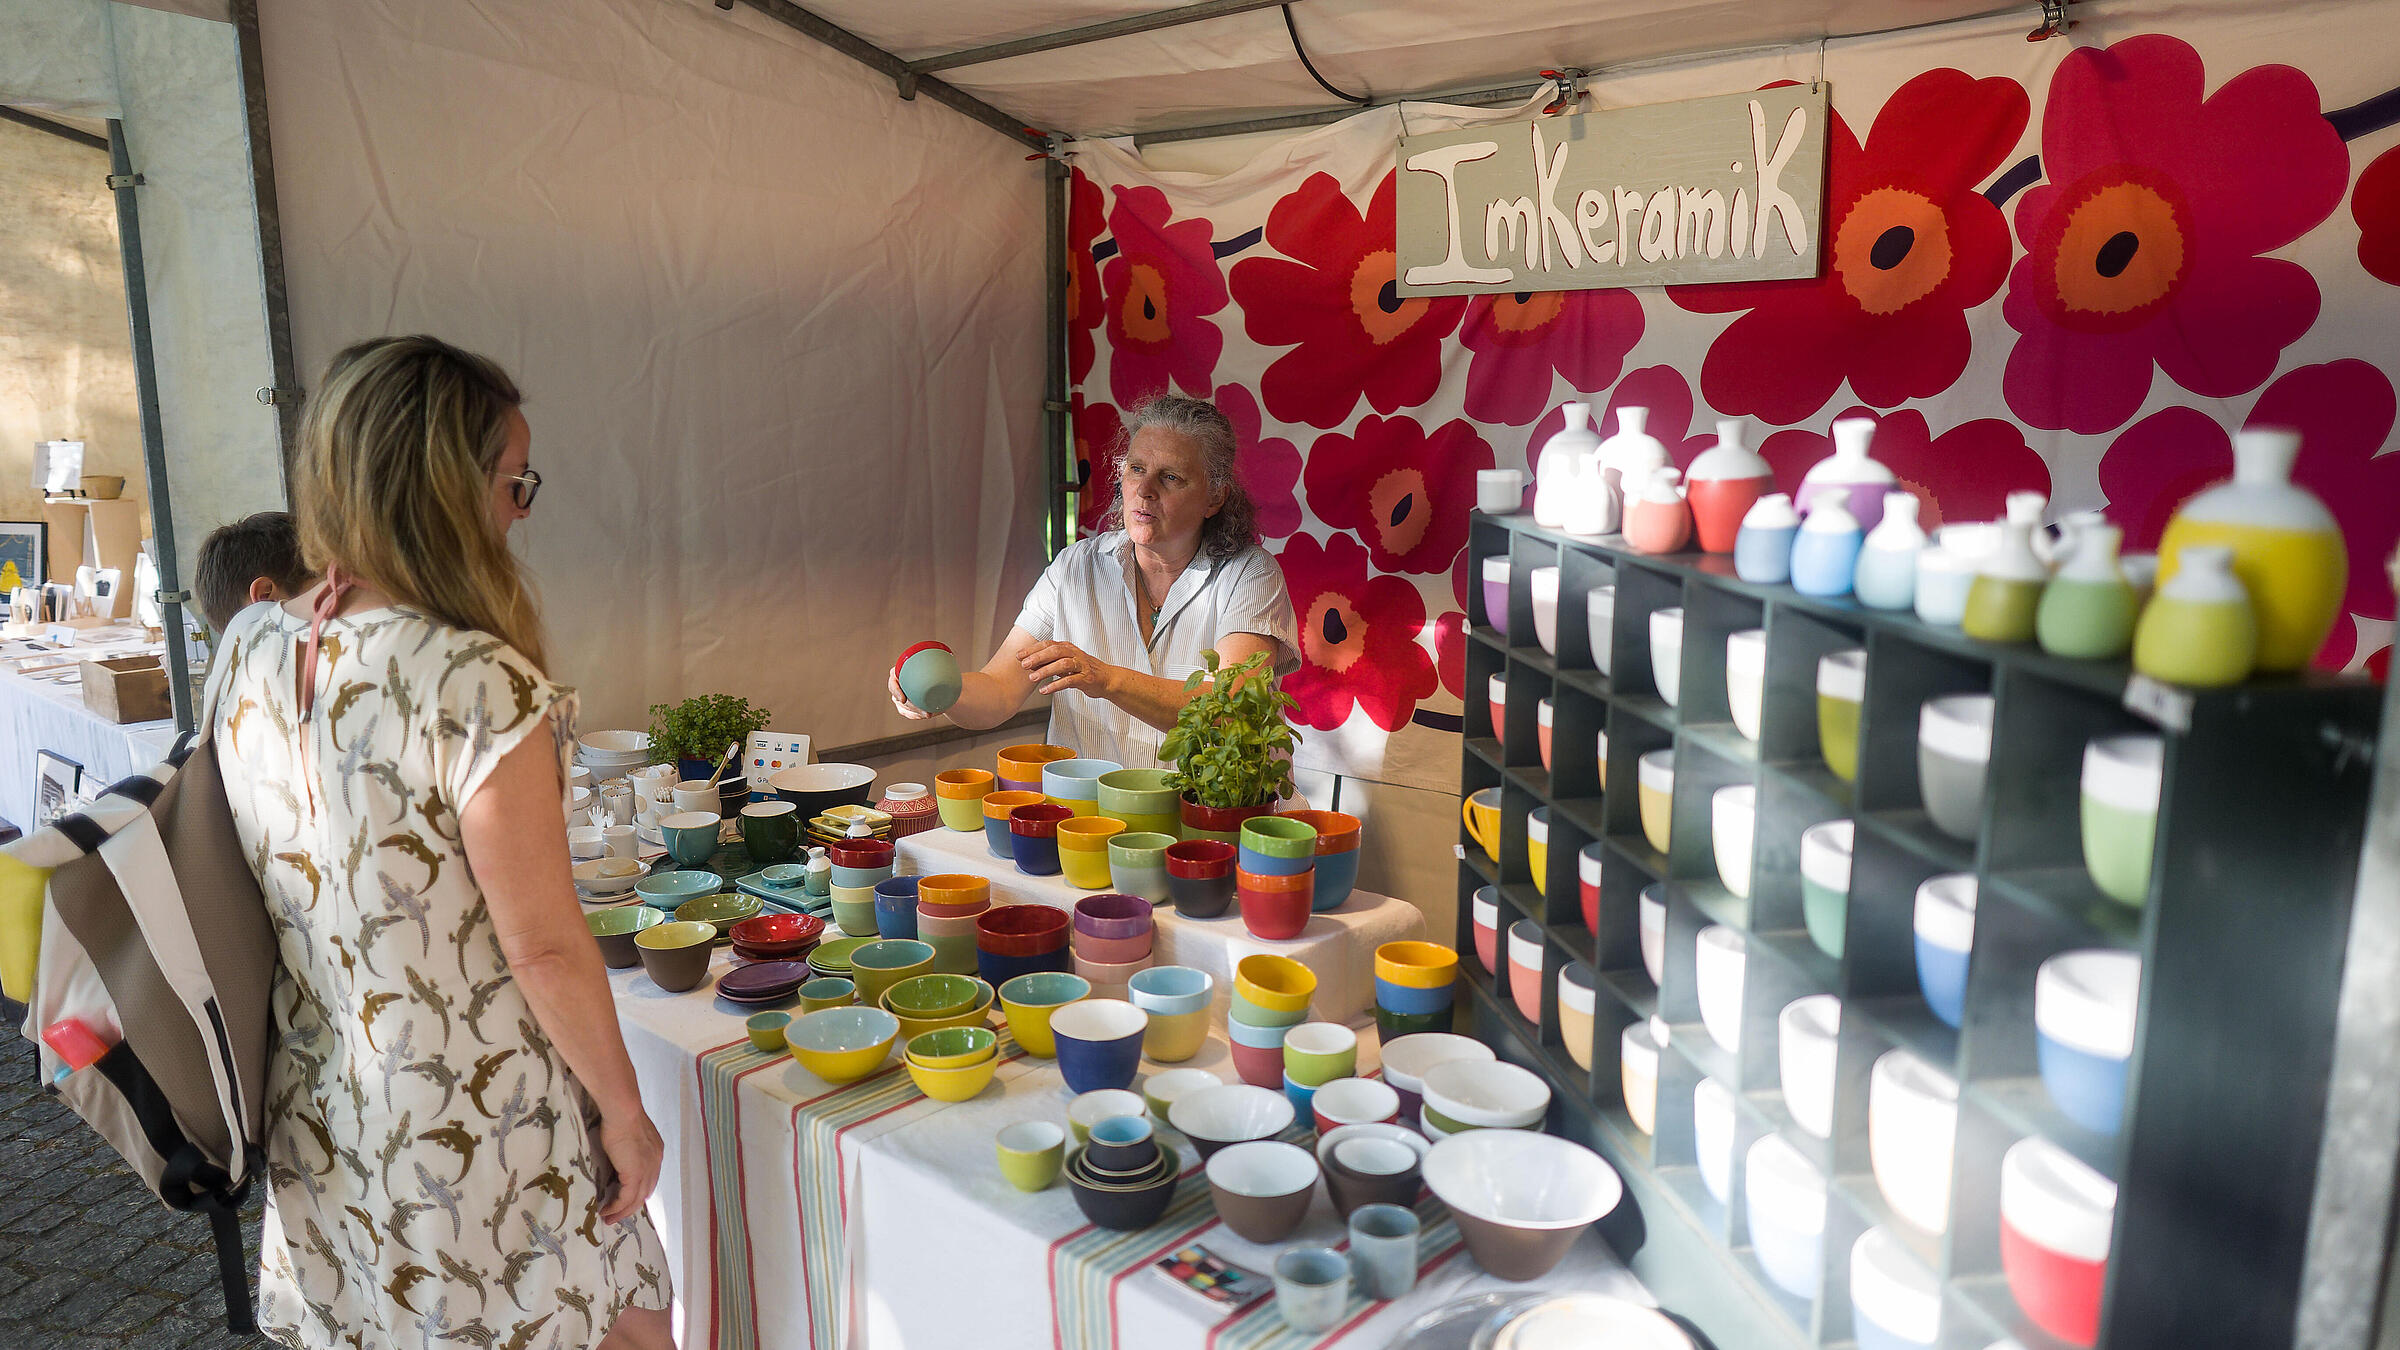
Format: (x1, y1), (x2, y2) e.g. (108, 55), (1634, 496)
(2133, 546), (2257, 688)
(2157, 428), (2346, 673)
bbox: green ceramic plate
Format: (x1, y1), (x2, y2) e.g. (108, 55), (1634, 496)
(809, 935), (876, 976)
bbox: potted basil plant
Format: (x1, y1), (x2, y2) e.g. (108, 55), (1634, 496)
(1158, 648), (1299, 842)
(647, 694), (771, 804)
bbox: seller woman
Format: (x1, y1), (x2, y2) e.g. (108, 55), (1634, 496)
(887, 393), (1297, 769)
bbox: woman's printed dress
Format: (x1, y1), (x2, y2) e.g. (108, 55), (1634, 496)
(211, 603), (671, 1350)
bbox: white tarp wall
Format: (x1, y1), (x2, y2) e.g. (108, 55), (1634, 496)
(0, 0), (287, 588)
(256, 0), (1050, 741)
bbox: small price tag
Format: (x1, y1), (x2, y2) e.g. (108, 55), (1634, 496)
(1453, 844), (1468, 861)
(43, 625), (75, 648)
(2122, 674), (2192, 733)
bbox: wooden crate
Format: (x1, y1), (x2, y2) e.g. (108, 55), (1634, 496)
(80, 655), (171, 724)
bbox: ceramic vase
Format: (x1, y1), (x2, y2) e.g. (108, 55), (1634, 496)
(1734, 493), (1800, 585)
(1797, 416), (1897, 532)
(1599, 407), (1669, 493)
(2037, 522), (2139, 661)
(1686, 418), (1772, 553)
(1915, 523), (1996, 626)
(1962, 492), (2050, 644)
(1533, 402), (1599, 530)
(1623, 467), (1693, 555)
(2132, 545), (2256, 687)
(1562, 437), (1619, 539)
(2157, 428), (2346, 672)
(1790, 497), (1864, 598)
(1854, 493), (1927, 611)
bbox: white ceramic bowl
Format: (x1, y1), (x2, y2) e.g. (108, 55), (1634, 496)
(1869, 1049), (1960, 1235)
(1379, 1034), (1494, 1100)
(1422, 1059), (1552, 1129)
(1693, 1077), (1736, 1204)
(1530, 566), (1562, 656)
(1776, 994), (1841, 1139)
(572, 857), (645, 897)
(1489, 1295), (1693, 1350)
(1312, 1077), (1400, 1129)
(1206, 1139), (1319, 1197)
(1744, 1133), (1827, 1301)
(1851, 1225), (1943, 1347)
(1696, 925), (1746, 1054)
(1315, 1122), (1430, 1176)
(1638, 885), (1667, 987)
(1726, 628), (1767, 742)
(1712, 784), (1757, 898)
(1424, 1131), (1623, 1280)
(1587, 586), (1617, 676)
(579, 729), (651, 756)
(1168, 1084), (1294, 1145)
(767, 761), (877, 797)
(1650, 607), (1685, 706)
(1144, 1067), (1222, 1118)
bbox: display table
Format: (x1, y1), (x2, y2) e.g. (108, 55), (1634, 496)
(0, 627), (178, 828)
(612, 946), (1641, 1350)
(894, 825), (1426, 1027)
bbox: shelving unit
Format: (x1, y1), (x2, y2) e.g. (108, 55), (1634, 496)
(1454, 512), (2383, 1350)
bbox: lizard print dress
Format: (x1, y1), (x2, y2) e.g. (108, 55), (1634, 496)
(211, 602), (671, 1350)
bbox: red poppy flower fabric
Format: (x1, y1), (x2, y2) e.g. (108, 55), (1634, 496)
(1213, 384), (1304, 541)
(2002, 36), (2348, 434)
(1277, 531), (1441, 732)
(1304, 414), (1494, 575)
(1102, 185), (1228, 407)
(1670, 70), (2029, 426)
(1432, 610), (1469, 700)
(1523, 366), (1717, 479)
(1067, 170), (1106, 388)
(2098, 360), (2399, 670)
(1760, 407), (2052, 533)
(1459, 287), (1645, 426)
(1072, 396), (1125, 537)
(2352, 142), (2400, 288)
(1231, 171), (1467, 429)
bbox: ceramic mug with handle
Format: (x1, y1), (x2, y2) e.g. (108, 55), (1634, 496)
(1460, 787), (1502, 862)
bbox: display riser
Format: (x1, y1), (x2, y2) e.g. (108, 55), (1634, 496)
(1455, 514), (2382, 1350)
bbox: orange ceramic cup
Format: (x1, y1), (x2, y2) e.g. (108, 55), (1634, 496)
(1275, 809), (1361, 855)
(917, 873), (993, 916)
(997, 744), (1076, 793)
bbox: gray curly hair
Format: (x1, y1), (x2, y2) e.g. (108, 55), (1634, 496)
(1097, 394), (1259, 561)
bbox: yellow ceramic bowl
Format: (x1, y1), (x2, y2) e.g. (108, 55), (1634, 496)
(1234, 954), (1317, 1013)
(1141, 1008), (1209, 1063)
(1060, 849), (1115, 890)
(1375, 941), (1460, 989)
(784, 1006), (899, 1083)
(997, 971), (1092, 1059)
(885, 984), (996, 1042)
(907, 1054), (1000, 1102)
(1058, 816), (1128, 850)
(936, 796), (985, 833)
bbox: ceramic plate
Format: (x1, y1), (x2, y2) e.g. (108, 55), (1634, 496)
(719, 960), (811, 1000)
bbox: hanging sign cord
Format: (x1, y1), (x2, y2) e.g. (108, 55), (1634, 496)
(1283, 6), (1371, 104)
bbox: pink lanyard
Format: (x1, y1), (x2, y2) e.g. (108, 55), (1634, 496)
(296, 566), (357, 719)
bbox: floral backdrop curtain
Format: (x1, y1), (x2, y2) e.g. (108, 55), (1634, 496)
(1066, 4), (2400, 791)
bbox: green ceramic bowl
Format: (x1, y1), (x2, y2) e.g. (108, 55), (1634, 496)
(798, 977), (855, 1011)
(676, 893), (766, 941)
(587, 904), (665, 968)
(883, 973), (984, 1018)
(906, 1025), (998, 1069)
(1239, 815), (1319, 860)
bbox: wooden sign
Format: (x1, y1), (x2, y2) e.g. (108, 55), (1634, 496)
(1394, 87), (1829, 295)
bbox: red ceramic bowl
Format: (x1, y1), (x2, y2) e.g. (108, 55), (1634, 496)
(730, 912), (825, 953)
(1165, 839), (1237, 879)
(824, 837), (894, 869)
(733, 939), (818, 964)
(1009, 803), (1073, 838)
(1073, 893), (1154, 941)
(1277, 810), (1361, 855)
(1238, 869), (1314, 941)
(976, 903), (1072, 956)
(1230, 1040), (1286, 1087)
(1071, 929), (1154, 965)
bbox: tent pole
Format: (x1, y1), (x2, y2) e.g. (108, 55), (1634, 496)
(728, 0), (1047, 147)
(231, 0), (303, 485)
(908, 0), (1297, 75)
(1133, 80), (1547, 147)
(1043, 154), (1069, 559)
(106, 120), (195, 734)
(0, 106), (108, 152)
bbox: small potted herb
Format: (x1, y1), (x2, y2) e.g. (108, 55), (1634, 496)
(1158, 648), (1299, 842)
(647, 693), (771, 790)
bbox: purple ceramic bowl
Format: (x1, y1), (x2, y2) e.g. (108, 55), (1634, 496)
(1073, 893), (1154, 941)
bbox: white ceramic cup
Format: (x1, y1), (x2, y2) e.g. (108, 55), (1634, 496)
(1726, 628), (1767, 742)
(1693, 1076), (1736, 1204)
(566, 826), (605, 861)
(2036, 949), (2142, 1062)
(1620, 1020), (1661, 1135)
(1476, 467), (1526, 514)
(1649, 607), (1685, 706)
(1711, 784), (1757, 899)
(1530, 566), (1562, 656)
(1745, 1133), (1828, 1301)
(1852, 1226), (1944, 1347)
(1587, 586), (1616, 676)
(1696, 925), (1746, 1054)
(672, 780), (722, 817)
(1776, 994), (1841, 1139)
(604, 824), (639, 859)
(1638, 885), (1667, 987)
(1869, 1049), (1960, 1235)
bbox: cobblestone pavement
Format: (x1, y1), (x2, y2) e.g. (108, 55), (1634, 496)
(0, 1004), (270, 1349)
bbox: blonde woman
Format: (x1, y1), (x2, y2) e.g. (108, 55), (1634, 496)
(210, 336), (674, 1349)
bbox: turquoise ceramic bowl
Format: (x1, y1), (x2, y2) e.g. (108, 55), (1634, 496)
(635, 870), (722, 910)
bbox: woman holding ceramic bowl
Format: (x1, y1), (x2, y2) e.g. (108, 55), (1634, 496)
(213, 337), (674, 1350)
(887, 394), (1297, 769)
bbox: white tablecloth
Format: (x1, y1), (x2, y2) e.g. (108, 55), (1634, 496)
(0, 628), (179, 829)
(895, 825), (1426, 1027)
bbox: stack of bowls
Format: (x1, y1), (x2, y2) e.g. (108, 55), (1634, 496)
(587, 904), (665, 968)
(871, 875), (921, 940)
(915, 874), (993, 975)
(975, 903), (1072, 986)
(1042, 758), (1123, 815)
(784, 1005), (900, 1083)
(1424, 1131), (1622, 1281)
(718, 959), (809, 1007)
(729, 911), (823, 964)
(1206, 1140), (1320, 1243)
(903, 1025), (998, 1101)
(1237, 817), (1318, 938)
(574, 730), (652, 781)
(1070, 893), (1156, 996)
(996, 743), (1075, 795)
(996, 970), (1090, 1057)
(1280, 1022), (1359, 1118)
(1106, 832), (1177, 903)
(1229, 954), (1316, 1086)
(881, 973), (996, 1041)
(826, 837), (896, 937)
(933, 769), (994, 833)
(2000, 1136), (2115, 1347)
(980, 791), (1046, 858)
(1096, 768), (1181, 837)
(1420, 1059), (1550, 1137)
(1276, 810), (1361, 911)
(807, 935), (873, 983)
(1050, 998), (1149, 1094)
(1316, 1122), (1430, 1218)
(1069, 1089), (1148, 1144)
(1168, 1083), (1295, 1159)
(1057, 816), (1128, 889)
(1373, 941), (1458, 1039)
(1065, 1134), (1182, 1232)
(1377, 1033), (1493, 1123)
(1164, 840), (1237, 919)
(1127, 965), (1211, 1062)
(1008, 802), (1075, 876)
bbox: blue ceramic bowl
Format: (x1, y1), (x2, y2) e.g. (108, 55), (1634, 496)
(635, 870), (721, 911)
(1236, 847), (1314, 878)
(1282, 1070), (1318, 1121)
(977, 947), (1072, 989)
(1126, 965), (1213, 1018)
(1228, 1016), (1296, 1050)
(832, 862), (895, 890)
(896, 644), (963, 716)
(1012, 833), (1062, 877)
(1042, 759), (1122, 803)
(982, 815), (1014, 859)
(1374, 977), (1457, 1017)
(1050, 1000), (1147, 1094)
(1310, 850), (1360, 912)
(873, 876), (922, 940)
(1915, 935), (1968, 1030)
(2037, 1033), (2127, 1136)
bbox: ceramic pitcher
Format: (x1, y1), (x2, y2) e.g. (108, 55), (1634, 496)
(2037, 522), (2139, 660)
(1687, 418), (1772, 553)
(1961, 492), (2050, 644)
(1533, 402), (1600, 530)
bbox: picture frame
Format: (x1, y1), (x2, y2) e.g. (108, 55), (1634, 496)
(34, 750), (81, 827)
(0, 520), (44, 595)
